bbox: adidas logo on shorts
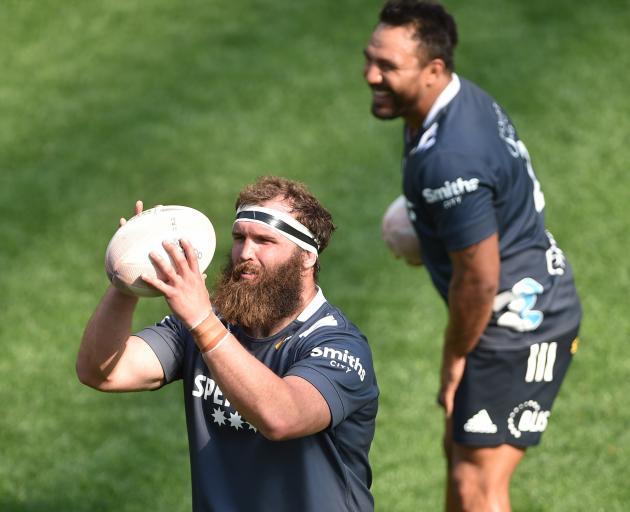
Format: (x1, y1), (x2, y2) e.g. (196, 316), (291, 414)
(464, 409), (498, 434)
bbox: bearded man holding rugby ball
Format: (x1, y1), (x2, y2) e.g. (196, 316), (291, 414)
(77, 176), (379, 512)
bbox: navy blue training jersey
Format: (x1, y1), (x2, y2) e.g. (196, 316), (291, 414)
(136, 288), (378, 512)
(403, 75), (581, 350)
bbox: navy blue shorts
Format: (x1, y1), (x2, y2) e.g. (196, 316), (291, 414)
(452, 328), (579, 447)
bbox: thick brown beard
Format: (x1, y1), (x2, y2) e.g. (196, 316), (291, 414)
(212, 250), (304, 336)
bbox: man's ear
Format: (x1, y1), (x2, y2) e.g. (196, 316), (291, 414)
(301, 251), (318, 271)
(422, 58), (447, 87)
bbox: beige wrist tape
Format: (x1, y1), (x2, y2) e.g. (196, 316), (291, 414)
(190, 314), (230, 353)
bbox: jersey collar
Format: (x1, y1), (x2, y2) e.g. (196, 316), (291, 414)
(296, 286), (327, 322)
(233, 287), (327, 344)
(423, 73), (461, 129)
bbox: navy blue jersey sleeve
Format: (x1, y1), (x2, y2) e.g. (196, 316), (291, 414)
(419, 150), (497, 251)
(285, 328), (378, 428)
(135, 315), (188, 383)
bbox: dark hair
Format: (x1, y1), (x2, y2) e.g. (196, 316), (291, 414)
(379, 0), (458, 71)
(235, 175), (336, 255)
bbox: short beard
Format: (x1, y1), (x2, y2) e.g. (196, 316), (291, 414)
(371, 105), (400, 120)
(212, 250), (304, 336)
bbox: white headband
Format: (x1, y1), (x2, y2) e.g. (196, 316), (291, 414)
(234, 205), (319, 255)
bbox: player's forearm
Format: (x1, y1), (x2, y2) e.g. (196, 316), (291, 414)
(445, 272), (496, 356)
(189, 311), (328, 441)
(76, 285), (139, 386)
(201, 340), (299, 439)
(439, 277), (496, 412)
(193, 323), (320, 440)
(446, 234), (500, 356)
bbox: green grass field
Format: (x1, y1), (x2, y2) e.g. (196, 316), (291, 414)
(2, 1), (629, 510)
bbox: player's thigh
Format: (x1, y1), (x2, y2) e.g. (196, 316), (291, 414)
(451, 443), (525, 484)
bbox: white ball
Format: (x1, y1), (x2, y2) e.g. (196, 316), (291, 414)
(381, 195), (422, 266)
(105, 205), (216, 297)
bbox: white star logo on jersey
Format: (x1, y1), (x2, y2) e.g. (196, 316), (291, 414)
(463, 409), (498, 434)
(212, 408), (227, 426)
(229, 412), (244, 430)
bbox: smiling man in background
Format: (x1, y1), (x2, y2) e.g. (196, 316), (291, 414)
(364, 1), (582, 510)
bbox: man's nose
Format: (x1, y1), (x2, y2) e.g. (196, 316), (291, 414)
(235, 238), (256, 262)
(364, 62), (382, 86)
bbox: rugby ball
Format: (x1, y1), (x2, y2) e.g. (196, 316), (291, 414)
(381, 195), (422, 266)
(105, 205), (216, 297)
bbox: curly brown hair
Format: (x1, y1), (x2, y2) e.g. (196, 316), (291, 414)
(235, 176), (336, 255)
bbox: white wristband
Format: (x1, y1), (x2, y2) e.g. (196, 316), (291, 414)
(188, 311), (212, 331)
